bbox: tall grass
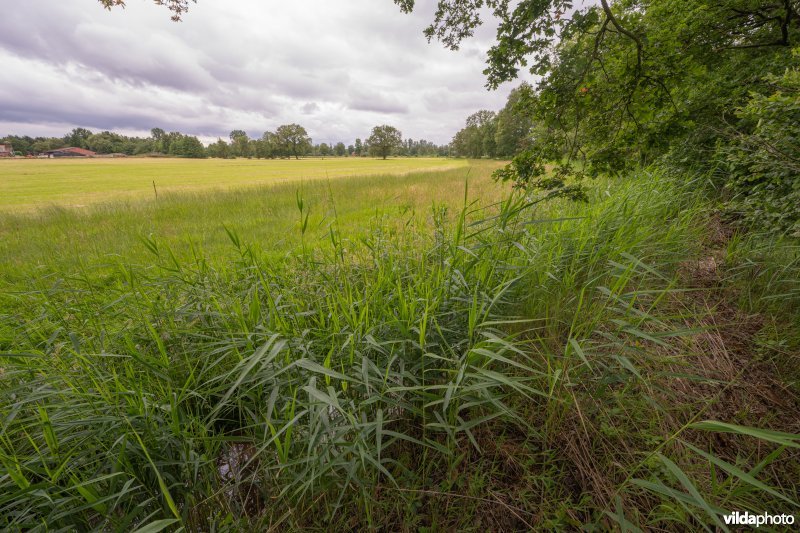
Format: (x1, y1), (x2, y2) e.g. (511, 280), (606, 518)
(1, 169), (797, 530)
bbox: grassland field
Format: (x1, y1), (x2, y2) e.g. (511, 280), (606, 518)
(0, 157), (467, 210)
(1, 156), (798, 530)
(0, 158), (503, 287)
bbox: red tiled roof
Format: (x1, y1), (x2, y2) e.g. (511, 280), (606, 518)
(46, 147), (97, 156)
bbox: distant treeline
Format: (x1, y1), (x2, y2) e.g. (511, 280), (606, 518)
(2, 129), (206, 158)
(1, 124), (449, 159)
(3, 84), (535, 161)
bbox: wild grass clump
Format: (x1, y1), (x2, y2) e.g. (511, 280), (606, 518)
(1, 170), (798, 530)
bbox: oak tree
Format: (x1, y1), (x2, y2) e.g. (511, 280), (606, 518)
(275, 124), (312, 160)
(367, 125), (402, 160)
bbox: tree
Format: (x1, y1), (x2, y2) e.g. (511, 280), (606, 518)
(229, 130), (251, 158)
(64, 128), (93, 149)
(2, 135), (34, 156)
(393, 0), (581, 88)
(207, 138), (230, 159)
(494, 83), (534, 157)
(151, 128), (166, 153)
(390, 0), (646, 184)
(274, 124), (312, 160)
(367, 125), (402, 160)
(169, 134), (206, 158)
(133, 139), (155, 155)
(451, 125), (481, 158)
(86, 131), (126, 154)
(468, 110), (497, 157)
(319, 143), (331, 158)
(334, 142), (347, 157)
(256, 131), (278, 159)
(450, 111), (497, 158)
(32, 138), (66, 154)
(395, 1), (799, 194)
(161, 131), (183, 155)
(719, 66), (800, 234)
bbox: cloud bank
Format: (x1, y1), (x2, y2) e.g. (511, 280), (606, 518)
(0, 0), (527, 145)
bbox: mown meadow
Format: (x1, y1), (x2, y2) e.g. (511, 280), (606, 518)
(0, 159), (495, 287)
(0, 157), (466, 210)
(1, 159), (798, 530)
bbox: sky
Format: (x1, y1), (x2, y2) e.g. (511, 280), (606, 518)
(0, 0), (538, 146)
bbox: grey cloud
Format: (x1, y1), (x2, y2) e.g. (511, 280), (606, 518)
(347, 87), (410, 114)
(0, 0), (524, 145)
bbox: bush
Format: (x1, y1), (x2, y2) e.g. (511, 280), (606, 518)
(719, 58), (800, 235)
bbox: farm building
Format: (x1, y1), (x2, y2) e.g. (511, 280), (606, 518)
(0, 143), (12, 157)
(43, 147), (97, 158)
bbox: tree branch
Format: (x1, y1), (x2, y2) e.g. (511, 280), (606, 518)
(599, 0), (643, 74)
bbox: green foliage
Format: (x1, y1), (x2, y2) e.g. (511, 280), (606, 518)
(168, 134), (206, 158)
(274, 124), (312, 160)
(394, 0), (575, 88)
(21, 1), (800, 528)
(367, 125), (403, 159)
(64, 128), (93, 149)
(1, 135), (37, 156)
(206, 138), (231, 159)
(86, 131), (128, 154)
(492, 150), (588, 201)
(451, 110), (497, 158)
(426, 0), (800, 231)
(229, 130), (251, 158)
(718, 61), (800, 235)
(494, 83), (535, 157)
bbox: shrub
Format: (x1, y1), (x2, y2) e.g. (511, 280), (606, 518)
(719, 57), (800, 235)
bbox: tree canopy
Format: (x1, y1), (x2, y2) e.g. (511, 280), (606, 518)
(398, 0), (800, 230)
(367, 125), (403, 159)
(274, 124), (312, 160)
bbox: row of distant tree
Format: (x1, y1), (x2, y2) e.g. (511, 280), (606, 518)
(1, 124), (449, 160)
(215, 125), (448, 160)
(2, 84), (533, 161)
(1, 128), (206, 158)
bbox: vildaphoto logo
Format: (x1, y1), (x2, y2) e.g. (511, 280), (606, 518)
(723, 511), (795, 528)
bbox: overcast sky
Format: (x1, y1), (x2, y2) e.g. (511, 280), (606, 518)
(0, 0), (542, 145)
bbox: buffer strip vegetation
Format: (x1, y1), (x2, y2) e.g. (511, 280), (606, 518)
(1, 171), (797, 530)
(0, 0), (798, 530)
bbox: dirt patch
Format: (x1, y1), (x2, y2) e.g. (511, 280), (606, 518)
(673, 215), (800, 440)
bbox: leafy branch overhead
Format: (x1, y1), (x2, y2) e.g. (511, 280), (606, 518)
(97, 0), (195, 21)
(396, 0), (800, 214)
(392, 0), (644, 88)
